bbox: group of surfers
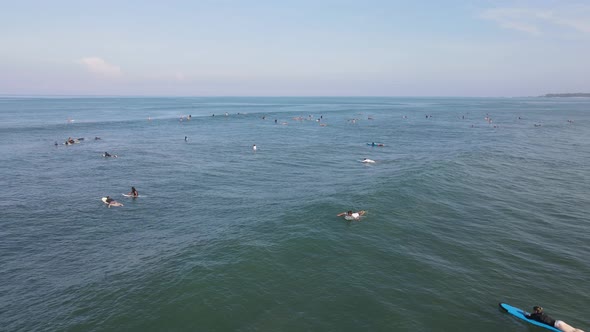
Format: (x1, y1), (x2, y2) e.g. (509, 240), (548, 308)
(102, 187), (138, 207)
(59, 136), (102, 146)
(90, 115), (583, 332)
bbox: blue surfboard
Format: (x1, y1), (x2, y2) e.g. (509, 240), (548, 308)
(499, 303), (560, 332)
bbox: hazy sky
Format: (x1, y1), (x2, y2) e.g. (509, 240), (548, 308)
(1, 0), (589, 96)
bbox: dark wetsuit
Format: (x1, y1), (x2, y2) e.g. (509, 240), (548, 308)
(105, 197), (114, 203)
(527, 312), (556, 327)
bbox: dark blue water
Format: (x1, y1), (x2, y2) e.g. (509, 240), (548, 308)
(1, 97), (588, 331)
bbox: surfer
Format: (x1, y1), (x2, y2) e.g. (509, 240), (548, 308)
(185, 136), (188, 142)
(337, 210), (366, 221)
(362, 158), (376, 163)
(252, 144), (257, 152)
(103, 196), (123, 207)
(526, 306), (584, 332)
(128, 187), (138, 197)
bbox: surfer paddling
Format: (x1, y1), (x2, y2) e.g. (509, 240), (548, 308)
(102, 196), (123, 207)
(337, 210), (366, 221)
(526, 306), (585, 332)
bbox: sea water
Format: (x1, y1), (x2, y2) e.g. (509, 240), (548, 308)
(0, 97), (588, 331)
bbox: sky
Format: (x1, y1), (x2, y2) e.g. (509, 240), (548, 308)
(1, 0), (589, 97)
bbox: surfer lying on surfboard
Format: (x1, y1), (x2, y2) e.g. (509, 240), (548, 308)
(526, 306), (585, 332)
(102, 196), (123, 207)
(367, 142), (384, 147)
(103, 152), (117, 158)
(337, 210), (366, 221)
(65, 137), (79, 145)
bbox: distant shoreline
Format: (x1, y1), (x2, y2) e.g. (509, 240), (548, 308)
(542, 93), (590, 97)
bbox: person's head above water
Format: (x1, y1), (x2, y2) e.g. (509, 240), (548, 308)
(533, 306), (543, 313)
(347, 211), (353, 215)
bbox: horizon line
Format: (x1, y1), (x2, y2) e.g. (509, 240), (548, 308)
(0, 94), (531, 99)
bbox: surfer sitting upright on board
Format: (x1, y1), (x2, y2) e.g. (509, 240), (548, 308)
(128, 187), (138, 197)
(526, 306), (584, 332)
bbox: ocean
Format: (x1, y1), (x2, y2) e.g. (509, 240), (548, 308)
(0, 97), (588, 331)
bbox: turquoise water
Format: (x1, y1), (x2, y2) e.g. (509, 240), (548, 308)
(0, 97), (588, 331)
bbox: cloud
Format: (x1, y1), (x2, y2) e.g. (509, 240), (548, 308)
(480, 5), (590, 36)
(480, 8), (545, 35)
(78, 57), (122, 77)
(546, 13), (590, 34)
(499, 20), (540, 35)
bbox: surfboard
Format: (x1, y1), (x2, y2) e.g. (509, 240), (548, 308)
(122, 194), (143, 197)
(101, 197), (108, 203)
(498, 303), (560, 332)
(366, 143), (384, 147)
